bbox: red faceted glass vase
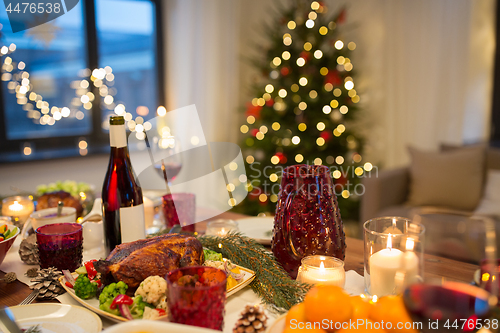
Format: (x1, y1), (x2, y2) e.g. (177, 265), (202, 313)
(272, 164), (346, 278)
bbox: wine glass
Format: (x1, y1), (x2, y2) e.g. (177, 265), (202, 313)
(402, 211), (498, 333)
(153, 135), (183, 187)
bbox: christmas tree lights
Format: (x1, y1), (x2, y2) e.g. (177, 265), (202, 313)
(236, 1), (370, 219)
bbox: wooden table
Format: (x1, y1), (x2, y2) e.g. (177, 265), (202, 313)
(0, 213), (479, 307)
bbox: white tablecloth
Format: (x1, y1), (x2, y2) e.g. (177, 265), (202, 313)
(2, 237), (365, 332)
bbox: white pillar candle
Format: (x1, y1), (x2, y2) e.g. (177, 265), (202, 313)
(403, 238), (419, 284)
(369, 235), (404, 296)
(296, 256), (345, 288)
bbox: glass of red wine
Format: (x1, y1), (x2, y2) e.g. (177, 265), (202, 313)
(153, 135), (183, 188)
(402, 213), (498, 333)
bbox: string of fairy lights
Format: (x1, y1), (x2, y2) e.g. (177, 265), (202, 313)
(0, 42), (171, 157)
(241, 1), (373, 203)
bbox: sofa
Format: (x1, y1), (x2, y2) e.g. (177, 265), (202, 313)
(360, 144), (500, 263)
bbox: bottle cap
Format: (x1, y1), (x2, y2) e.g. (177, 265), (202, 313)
(110, 116), (125, 125)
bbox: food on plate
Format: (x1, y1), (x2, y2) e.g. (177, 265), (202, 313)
(36, 190), (84, 217)
(134, 275), (167, 308)
(64, 239), (251, 321)
(36, 180), (92, 199)
(94, 234), (204, 288)
(74, 274), (98, 299)
(204, 248), (245, 289)
(204, 248), (223, 261)
(99, 281), (129, 315)
(282, 286), (416, 333)
(143, 307), (167, 320)
(0, 224), (17, 241)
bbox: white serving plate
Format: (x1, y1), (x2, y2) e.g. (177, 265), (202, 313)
(102, 319), (220, 333)
(9, 303), (102, 333)
(60, 264), (256, 323)
(236, 216), (274, 245)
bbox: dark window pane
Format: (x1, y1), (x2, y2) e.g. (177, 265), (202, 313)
(95, 0), (158, 128)
(0, 2), (91, 140)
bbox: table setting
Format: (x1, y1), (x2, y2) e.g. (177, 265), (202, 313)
(0, 126), (493, 333)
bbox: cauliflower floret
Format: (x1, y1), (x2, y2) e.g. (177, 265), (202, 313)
(134, 275), (167, 306)
(143, 307), (162, 320)
(156, 295), (167, 310)
(204, 260), (225, 270)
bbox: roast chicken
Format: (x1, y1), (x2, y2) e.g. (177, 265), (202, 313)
(94, 234), (204, 288)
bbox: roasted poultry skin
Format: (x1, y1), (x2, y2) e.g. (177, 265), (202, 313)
(94, 234), (204, 288)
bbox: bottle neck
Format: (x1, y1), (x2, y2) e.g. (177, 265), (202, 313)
(109, 124), (127, 148)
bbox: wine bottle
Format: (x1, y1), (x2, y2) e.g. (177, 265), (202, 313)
(102, 115), (145, 255)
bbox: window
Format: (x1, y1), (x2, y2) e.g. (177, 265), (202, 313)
(0, 0), (164, 162)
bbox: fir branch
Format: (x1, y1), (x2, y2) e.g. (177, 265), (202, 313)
(199, 231), (311, 312)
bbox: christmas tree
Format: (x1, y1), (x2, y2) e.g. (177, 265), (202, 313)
(236, 1), (370, 220)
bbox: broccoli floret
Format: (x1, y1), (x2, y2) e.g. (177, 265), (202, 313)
(203, 248), (223, 262)
(99, 298), (120, 316)
(74, 275), (97, 300)
(98, 281), (128, 315)
(130, 295), (150, 319)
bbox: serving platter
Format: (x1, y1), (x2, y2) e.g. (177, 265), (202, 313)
(60, 264), (256, 323)
(9, 303), (102, 333)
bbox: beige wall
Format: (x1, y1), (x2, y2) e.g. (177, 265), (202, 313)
(0, 155), (109, 196)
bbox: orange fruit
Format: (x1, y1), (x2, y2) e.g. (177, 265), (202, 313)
(285, 302), (307, 327)
(304, 285), (353, 326)
(336, 319), (387, 332)
(370, 295), (417, 333)
(350, 296), (373, 319)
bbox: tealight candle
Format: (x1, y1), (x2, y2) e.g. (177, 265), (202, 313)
(1, 196), (34, 226)
(206, 219), (239, 237)
(296, 255), (345, 287)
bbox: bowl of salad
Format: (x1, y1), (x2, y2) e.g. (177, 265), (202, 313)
(0, 223), (19, 267)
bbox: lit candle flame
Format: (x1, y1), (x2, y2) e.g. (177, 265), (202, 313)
(387, 233), (392, 249)
(9, 201), (23, 212)
(319, 261), (325, 272)
(406, 238), (415, 251)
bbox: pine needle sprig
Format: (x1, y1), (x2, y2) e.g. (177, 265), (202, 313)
(199, 231), (311, 312)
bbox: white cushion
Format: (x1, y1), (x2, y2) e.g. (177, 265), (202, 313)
(474, 170), (500, 217)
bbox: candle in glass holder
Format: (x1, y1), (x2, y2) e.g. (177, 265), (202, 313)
(205, 219), (239, 237)
(1, 196), (34, 226)
(296, 255), (345, 287)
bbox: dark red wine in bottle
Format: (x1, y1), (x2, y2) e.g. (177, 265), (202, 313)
(102, 115), (145, 255)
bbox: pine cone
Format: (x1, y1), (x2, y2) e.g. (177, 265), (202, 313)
(29, 267), (64, 299)
(25, 268), (38, 278)
(233, 305), (268, 333)
(19, 234), (39, 265)
(1, 272), (17, 283)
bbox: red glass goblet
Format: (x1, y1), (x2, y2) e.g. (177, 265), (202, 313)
(162, 193), (195, 232)
(166, 266), (227, 330)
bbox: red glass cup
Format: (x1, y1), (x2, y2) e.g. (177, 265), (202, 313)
(162, 193), (195, 232)
(36, 223), (83, 272)
(166, 266), (227, 330)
